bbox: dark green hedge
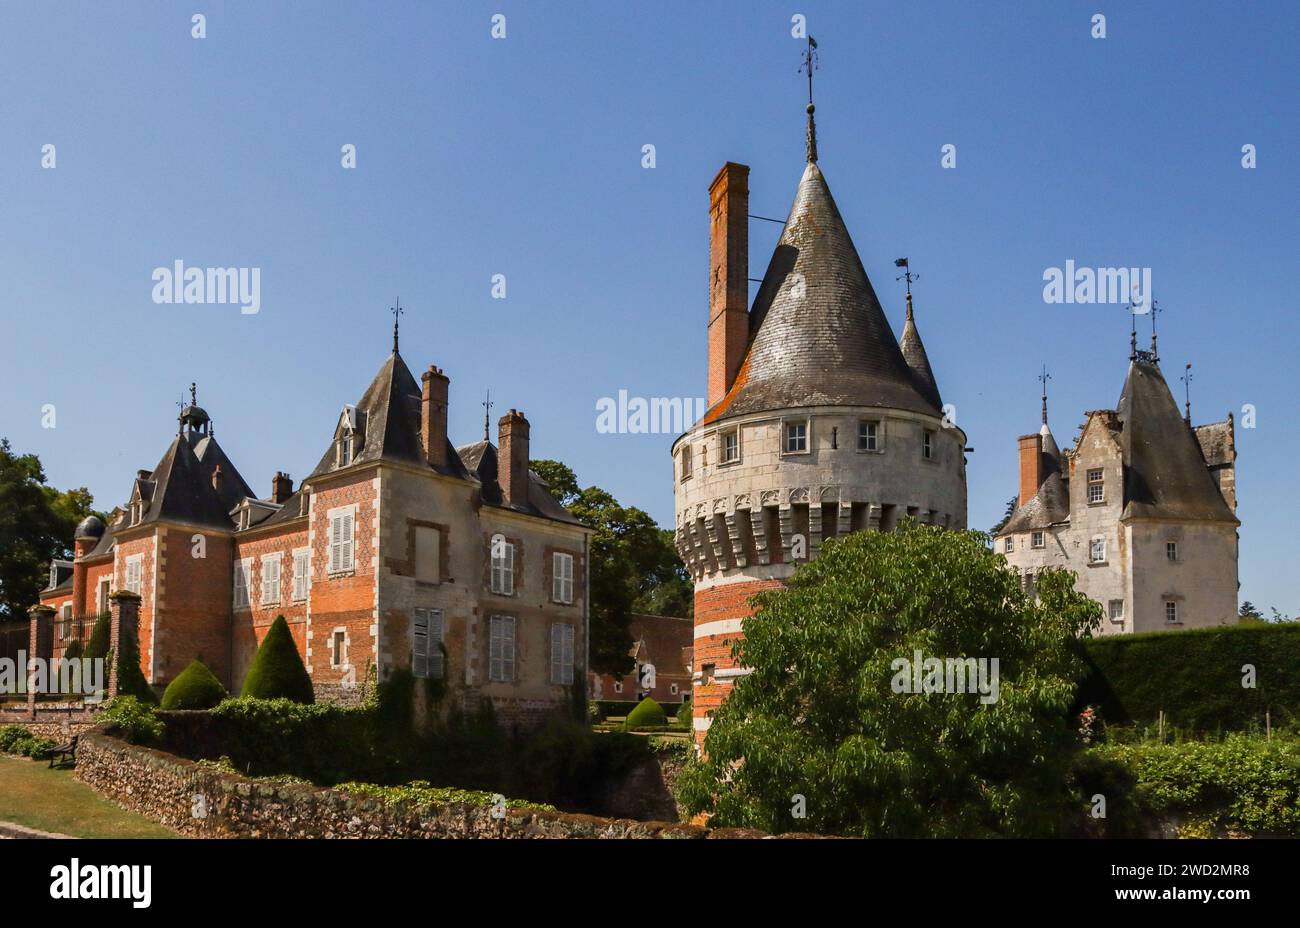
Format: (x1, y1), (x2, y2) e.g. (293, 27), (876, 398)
(1075, 623), (1300, 733)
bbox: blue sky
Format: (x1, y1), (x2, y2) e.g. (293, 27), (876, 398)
(1, 1), (1296, 614)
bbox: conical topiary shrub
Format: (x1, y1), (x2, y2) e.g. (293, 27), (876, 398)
(241, 615), (314, 704)
(623, 696), (667, 730)
(161, 659), (228, 710)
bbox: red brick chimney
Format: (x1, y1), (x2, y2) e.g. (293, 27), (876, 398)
(271, 471), (294, 504)
(498, 409), (530, 507)
(1017, 434), (1044, 508)
(211, 463), (224, 495)
(421, 365), (450, 469)
(707, 162), (750, 408)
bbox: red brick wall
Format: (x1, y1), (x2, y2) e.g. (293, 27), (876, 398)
(113, 532), (156, 682)
(309, 477), (379, 697)
(692, 578), (783, 747)
(232, 525), (308, 692)
(154, 528), (233, 688)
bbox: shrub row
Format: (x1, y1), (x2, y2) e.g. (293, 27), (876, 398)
(1076, 623), (1300, 733)
(0, 725), (57, 759)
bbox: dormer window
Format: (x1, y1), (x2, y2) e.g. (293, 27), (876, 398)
(337, 434), (353, 467)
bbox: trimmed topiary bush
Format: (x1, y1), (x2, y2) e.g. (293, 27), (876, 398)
(241, 615), (314, 704)
(161, 659), (227, 710)
(622, 696), (667, 730)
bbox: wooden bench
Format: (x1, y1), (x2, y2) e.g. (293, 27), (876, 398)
(43, 734), (77, 769)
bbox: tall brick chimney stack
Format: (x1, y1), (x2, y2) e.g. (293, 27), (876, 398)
(498, 409), (530, 507)
(1017, 434), (1044, 508)
(707, 161), (750, 408)
(421, 365), (450, 469)
(271, 471), (294, 504)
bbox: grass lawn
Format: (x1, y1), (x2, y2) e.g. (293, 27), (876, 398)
(0, 754), (178, 838)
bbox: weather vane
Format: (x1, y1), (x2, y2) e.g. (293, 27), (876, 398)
(1038, 364), (1052, 425)
(391, 298), (404, 353)
(1181, 362), (1194, 422)
(799, 36), (819, 162)
(894, 257), (917, 296)
(482, 389), (494, 441)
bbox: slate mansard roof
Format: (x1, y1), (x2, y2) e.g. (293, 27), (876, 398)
(707, 161), (943, 423)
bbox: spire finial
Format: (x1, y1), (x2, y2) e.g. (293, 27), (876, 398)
(1150, 298), (1161, 363)
(894, 258), (916, 320)
(799, 36), (819, 162)
(390, 298), (404, 353)
(190, 382), (197, 406)
(482, 389), (494, 441)
(1038, 364), (1052, 427)
(1129, 299), (1138, 361)
(1181, 362), (1194, 424)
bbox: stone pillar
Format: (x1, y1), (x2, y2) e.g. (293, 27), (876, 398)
(108, 590), (142, 700)
(27, 605), (55, 715)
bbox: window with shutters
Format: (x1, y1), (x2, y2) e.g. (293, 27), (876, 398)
(550, 622), (574, 684)
(552, 552), (574, 604)
(490, 539), (515, 595)
(261, 555), (281, 605)
(328, 507), (355, 573)
(125, 554), (143, 595)
(291, 549), (309, 601)
(412, 608), (445, 680)
(489, 615), (515, 682)
(233, 559), (251, 608)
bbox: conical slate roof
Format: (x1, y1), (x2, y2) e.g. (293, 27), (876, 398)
(706, 162), (941, 423)
(136, 435), (239, 530)
(308, 350), (468, 480)
(899, 295), (942, 409)
(1117, 359), (1237, 523)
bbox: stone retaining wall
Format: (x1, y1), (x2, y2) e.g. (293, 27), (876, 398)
(74, 730), (791, 839)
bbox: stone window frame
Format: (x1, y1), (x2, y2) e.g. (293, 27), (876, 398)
(387, 519), (451, 587)
(1108, 599), (1125, 623)
(327, 504), (358, 576)
(921, 428), (937, 462)
(1088, 536), (1107, 565)
(1166, 540), (1179, 563)
(1003, 536), (1014, 553)
(856, 418), (883, 453)
(329, 625), (349, 669)
(781, 417), (810, 456)
(545, 545), (582, 606)
(124, 553), (144, 596)
(1164, 600), (1180, 624)
(488, 613), (517, 683)
(486, 533), (521, 596)
(1086, 468), (1105, 504)
(680, 444), (693, 482)
(549, 550), (575, 604)
(260, 553), (282, 606)
(719, 428), (741, 465)
(1031, 531), (1045, 549)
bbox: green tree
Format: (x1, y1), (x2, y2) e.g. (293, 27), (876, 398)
(532, 459), (693, 676)
(0, 439), (96, 621)
(678, 521), (1102, 837)
(1238, 601), (1264, 625)
(241, 615), (314, 703)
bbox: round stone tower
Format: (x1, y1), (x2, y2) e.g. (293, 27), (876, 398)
(674, 113), (968, 748)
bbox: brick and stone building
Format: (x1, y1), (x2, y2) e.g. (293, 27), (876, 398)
(995, 342), (1239, 634)
(38, 329), (590, 726)
(672, 102), (967, 746)
(588, 613), (693, 709)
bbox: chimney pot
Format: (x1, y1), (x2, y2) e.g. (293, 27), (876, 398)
(707, 161), (750, 408)
(421, 365), (450, 469)
(498, 409), (531, 507)
(271, 471), (294, 504)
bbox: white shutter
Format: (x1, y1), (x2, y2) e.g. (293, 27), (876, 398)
(413, 609), (429, 678)
(429, 611), (444, 679)
(342, 512), (354, 570)
(329, 516), (341, 573)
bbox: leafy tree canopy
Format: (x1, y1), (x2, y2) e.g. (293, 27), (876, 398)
(678, 521), (1102, 837)
(0, 438), (99, 621)
(532, 460), (692, 676)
